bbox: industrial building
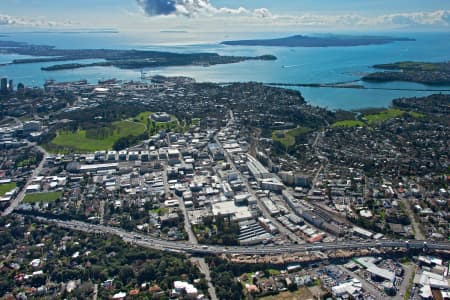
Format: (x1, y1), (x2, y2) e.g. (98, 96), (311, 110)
(355, 257), (396, 283)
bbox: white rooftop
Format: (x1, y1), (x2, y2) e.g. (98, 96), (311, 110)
(212, 201), (252, 221)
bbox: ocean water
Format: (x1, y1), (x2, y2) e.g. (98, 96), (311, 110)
(0, 31), (449, 110)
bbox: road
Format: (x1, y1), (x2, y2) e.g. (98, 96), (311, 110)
(307, 164), (324, 197)
(99, 200), (105, 225)
(163, 159), (198, 244)
(92, 284), (98, 300)
(399, 196), (425, 240)
(31, 216), (450, 256)
(311, 130), (323, 150)
(215, 111), (303, 244)
(163, 159), (217, 300)
(394, 263), (416, 300)
(338, 265), (384, 300)
(2, 143), (49, 216)
(192, 257), (218, 300)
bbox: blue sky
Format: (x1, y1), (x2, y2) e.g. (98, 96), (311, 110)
(3, 0), (449, 15)
(213, 0), (449, 14)
(1, 0), (450, 32)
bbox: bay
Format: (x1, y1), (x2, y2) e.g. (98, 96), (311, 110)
(0, 31), (449, 110)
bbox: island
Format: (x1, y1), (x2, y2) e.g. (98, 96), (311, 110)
(39, 54), (276, 71)
(221, 34), (414, 47)
(362, 61), (450, 85)
(0, 40), (276, 71)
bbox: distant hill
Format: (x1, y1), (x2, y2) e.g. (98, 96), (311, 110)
(221, 34), (415, 47)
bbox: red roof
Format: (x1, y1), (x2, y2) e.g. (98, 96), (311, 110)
(307, 234), (324, 243)
(129, 289), (140, 295)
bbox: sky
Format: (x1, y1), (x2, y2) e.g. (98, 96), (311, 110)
(1, 0), (450, 33)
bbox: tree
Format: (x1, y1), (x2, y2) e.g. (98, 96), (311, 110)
(0, 232), (13, 246)
(118, 265), (134, 285)
(138, 263), (157, 283)
(30, 274), (46, 287)
(0, 278), (13, 296)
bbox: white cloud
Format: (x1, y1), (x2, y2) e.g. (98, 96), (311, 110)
(378, 10), (450, 26)
(253, 8), (272, 19)
(212, 10), (450, 30)
(265, 10), (450, 28)
(136, 0), (269, 18)
(0, 14), (76, 27)
(134, 0), (450, 31)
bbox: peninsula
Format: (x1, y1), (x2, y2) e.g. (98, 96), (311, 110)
(0, 40), (276, 71)
(221, 34), (414, 47)
(362, 61), (450, 85)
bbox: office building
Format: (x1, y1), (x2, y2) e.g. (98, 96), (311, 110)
(1, 78), (7, 94)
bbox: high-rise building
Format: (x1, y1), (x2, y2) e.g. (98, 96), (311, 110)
(17, 83), (25, 92)
(8, 80), (13, 93)
(0, 78), (7, 94)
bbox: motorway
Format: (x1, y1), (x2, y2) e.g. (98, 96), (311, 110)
(6, 114), (450, 259)
(34, 217), (450, 256)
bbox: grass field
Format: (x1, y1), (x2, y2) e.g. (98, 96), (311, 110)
(134, 111), (153, 126)
(134, 111), (182, 133)
(24, 191), (62, 203)
(334, 108), (424, 129)
(272, 127), (311, 148)
(332, 120), (366, 128)
(408, 111), (425, 118)
(151, 207), (169, 216)
(50, 120), (146, 152)
(241, 273), (255, 286)
(0, 183), (16, 197)
(376, 61), (442, 72)
(260, 288), (314, 300)
(363, 108), (406, 125)
(267, 269), (281, 276)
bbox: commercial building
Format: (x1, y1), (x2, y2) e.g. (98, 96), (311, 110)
(352, 226), (374, 239)
(212, 201), (253, 222)
(247, 154), (272, 179)
(222, 182), (234, 198)
(1, 78), (7, 94)
(208, 143), (224, 161)
(23, 121), (42, 132)
(260, 198), (280, 216)
(331, 279), (363, 298)
(118, 151), (127, 161)
(259, 177), (284, 193)
(107, 151), (117, 161)
(355, 257), (396, 282)
(279, 171), (311, 187)
(78, 163), (119, 173)
(151, 112), (171, 122)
